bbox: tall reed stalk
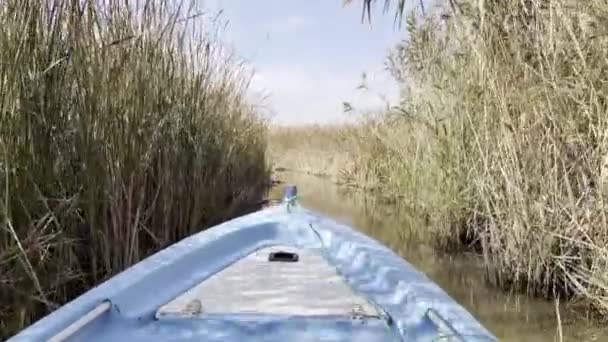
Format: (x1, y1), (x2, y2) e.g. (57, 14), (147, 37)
(272, 0), (608, 319)
(0, 0), (269, 337)
(363, 0), (608, 317)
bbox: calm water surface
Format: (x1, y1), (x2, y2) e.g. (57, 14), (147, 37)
(270, 172), (607, 342)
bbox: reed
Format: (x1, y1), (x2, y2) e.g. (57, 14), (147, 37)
(268, 119), (407, 194)
(366, 0), (608, 317)
(268, 124), (359, 184)
(273, 0), (608, 318)
(0, 0), (269, 337)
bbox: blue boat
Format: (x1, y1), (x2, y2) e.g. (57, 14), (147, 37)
(9, 185), (497, 342)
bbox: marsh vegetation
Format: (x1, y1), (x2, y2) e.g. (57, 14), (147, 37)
(0, 0), (269, 337)
(272, 0), (608, 324)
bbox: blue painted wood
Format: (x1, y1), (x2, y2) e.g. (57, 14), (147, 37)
(9, 188), (497, 342)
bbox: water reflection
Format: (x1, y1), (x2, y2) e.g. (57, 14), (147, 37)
(271, 172), (607, 342)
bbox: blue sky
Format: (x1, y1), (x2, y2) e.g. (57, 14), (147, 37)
(204, 0), (412, 125)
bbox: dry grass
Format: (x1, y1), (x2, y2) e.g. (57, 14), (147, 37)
(375, 0), (608, 317)
(390, 0), (608, 316)
(274, 0), (608, 319)
(0, 0), (269, 337)
(268, 119), (424, 198)
(268, 116), (443, 207)
(268, 124), (361, 184)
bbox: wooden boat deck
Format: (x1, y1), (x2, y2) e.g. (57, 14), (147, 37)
(156, 245), (381, 318)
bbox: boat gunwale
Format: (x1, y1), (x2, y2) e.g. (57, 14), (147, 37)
(9, 202), (498, 342)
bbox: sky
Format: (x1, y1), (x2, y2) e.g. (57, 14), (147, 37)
(204, 0), (413, 126)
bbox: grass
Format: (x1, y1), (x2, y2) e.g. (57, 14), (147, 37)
(271, 0), (608, 320)
(0, 0), (269, 337)
(388, 0), (608, 317)
(268, 120), (413, 196)
(268, 124), (359, 182)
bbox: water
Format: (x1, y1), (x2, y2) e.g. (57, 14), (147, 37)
(270, 171), (607, 342)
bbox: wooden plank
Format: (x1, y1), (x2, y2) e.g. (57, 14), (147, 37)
(156, 245), (380, 318)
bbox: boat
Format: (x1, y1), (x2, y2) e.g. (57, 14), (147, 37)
(9, 185), (498, 342)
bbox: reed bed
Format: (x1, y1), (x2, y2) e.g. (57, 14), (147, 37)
(268, 124), (358, 183)
(0, 0), (269, 337)
(272, 0), (608, 319)
(382, 0), (608, 317)
(368, 0), (608, 316)
(268, 121), (406, 193)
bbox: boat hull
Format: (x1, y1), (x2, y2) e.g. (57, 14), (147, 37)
(9, 200), (497, 342)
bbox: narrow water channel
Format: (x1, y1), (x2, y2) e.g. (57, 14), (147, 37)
(270, 171), (607, 342)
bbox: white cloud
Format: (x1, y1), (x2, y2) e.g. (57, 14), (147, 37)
(265, 15), (314, 33)
(248, 64), (399, 125)
(251, 66), (348, 94)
